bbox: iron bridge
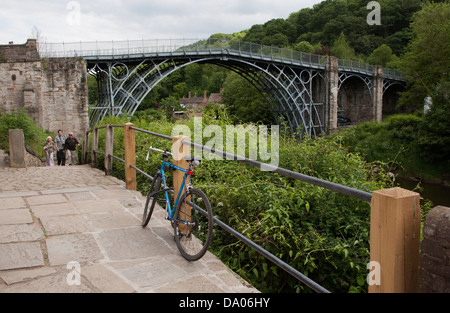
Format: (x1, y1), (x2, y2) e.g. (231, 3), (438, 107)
(41, 39), (406, 137)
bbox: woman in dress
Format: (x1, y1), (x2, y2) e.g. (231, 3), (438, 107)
(43, 136), (56, 167)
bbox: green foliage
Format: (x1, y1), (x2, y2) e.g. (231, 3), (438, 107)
(334, 112), (450, 180)
(160, 95), (184, 119)
(201, 136), (386, 293)
(330, 32), (357, 61)
(0, 110), (52, 157)
(92, 113), (392, 293)
(221, 72), (275, 125)
(419, 80), (450, 165)
(293, 41), (316, 53)
(367, 44), (399, 67)
(243, 0), (421, 57)
(398, 2), (450, 110)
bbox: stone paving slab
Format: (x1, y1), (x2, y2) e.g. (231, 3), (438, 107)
(0, 242), (44, 270)
(0, 209), (33, 225)
(39, 215), (95, 236)
(0, 224), (45, 243)
(31, 202), (78, 218)
(0, 165), (258, 293)
(72, 199), (124, 213)
(0, 267), (57, 285)
(0, 197), (27, 209)
(26, 194), (68, 206)
(80, 264), (135, 293)
(46, 233), (104, 266)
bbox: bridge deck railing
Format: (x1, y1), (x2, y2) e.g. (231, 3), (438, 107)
(40, 38), (327, 69)
(38, 38), (404, 79)
(84, 122), (421, 293)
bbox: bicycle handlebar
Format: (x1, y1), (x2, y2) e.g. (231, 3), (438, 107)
(146, 146), (172, 161)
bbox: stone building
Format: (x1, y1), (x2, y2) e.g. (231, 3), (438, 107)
(0, 39), (89, 139)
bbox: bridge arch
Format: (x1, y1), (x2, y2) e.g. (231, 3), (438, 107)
(382, 81), (407, 116)
(89, 55), (326, 137)
(337, 73), (374, 125)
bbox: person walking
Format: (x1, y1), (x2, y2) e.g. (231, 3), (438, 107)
(55, 130), (66, 166)
(43, 136), (56, 167)
(65, 132), (80, 166)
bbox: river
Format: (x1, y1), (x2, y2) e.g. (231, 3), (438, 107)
(395, 176), (450, 207)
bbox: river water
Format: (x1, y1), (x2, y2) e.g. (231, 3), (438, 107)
(395, 176), (450, 207)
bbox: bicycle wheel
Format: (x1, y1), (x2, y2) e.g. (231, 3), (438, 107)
(173, 188), (213, 261)
(142, 174), (162, 227)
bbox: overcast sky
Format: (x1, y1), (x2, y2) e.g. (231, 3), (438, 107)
(0, 0), (323, 44)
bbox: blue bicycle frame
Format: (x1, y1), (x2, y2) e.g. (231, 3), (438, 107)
(159, 159), (192, 220)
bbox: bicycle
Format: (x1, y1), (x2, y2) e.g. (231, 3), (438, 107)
(142, 146), (213, 261)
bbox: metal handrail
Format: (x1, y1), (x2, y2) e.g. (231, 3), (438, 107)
(182, 140), (372, 202)
(40, 37), (405, 80)
(85, 125), (374, 292)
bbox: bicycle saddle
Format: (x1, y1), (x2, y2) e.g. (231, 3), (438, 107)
(184, 156), (201, 167)
(184, 156), (202, 162)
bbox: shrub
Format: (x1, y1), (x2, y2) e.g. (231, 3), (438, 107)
(0, 109), (52, 157)
(335, 111), (450, 180)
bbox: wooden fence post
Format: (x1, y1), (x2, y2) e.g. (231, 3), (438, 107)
(369, 187), (421, 293)
(91, 127), (99, 167)
(124, 123), (136, 190)
(104, 124), (114, 175)
(172, 135), (190, 227)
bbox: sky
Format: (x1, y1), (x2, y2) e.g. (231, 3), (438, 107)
(0, 0), (323, 44)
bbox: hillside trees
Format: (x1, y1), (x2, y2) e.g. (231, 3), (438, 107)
(243, 0), (422, 58)
(398, 1), (450, 110)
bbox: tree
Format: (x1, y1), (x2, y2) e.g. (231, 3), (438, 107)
(398, 2), (450, 109)
(261, 33), (289, 47)
(367, 44), (399, 67)
(30, 26), (47, 55)
(293, 8), (313, 36)
(264, 18), (297, 44)
(160, 96), (183, 118)
(222, 72), (274, 125)
(294, 41), (315, 53)
(419, 80), (450, 166)
(330, 32), (356, 60)
(243, 24), (266, 44)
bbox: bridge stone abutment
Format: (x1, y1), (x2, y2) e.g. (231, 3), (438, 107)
(325, 56), (339, 133)
(373, 66), (384, 123)
(0, 39), (89, 138)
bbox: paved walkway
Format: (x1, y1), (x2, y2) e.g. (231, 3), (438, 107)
(0, 165), (258, 293)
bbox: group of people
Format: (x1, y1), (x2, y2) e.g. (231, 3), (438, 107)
(43, 130), (80, 167)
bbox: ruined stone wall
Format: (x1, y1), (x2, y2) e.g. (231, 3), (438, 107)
(0, 39), (88, 139)
(419, 206), (450, 293)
